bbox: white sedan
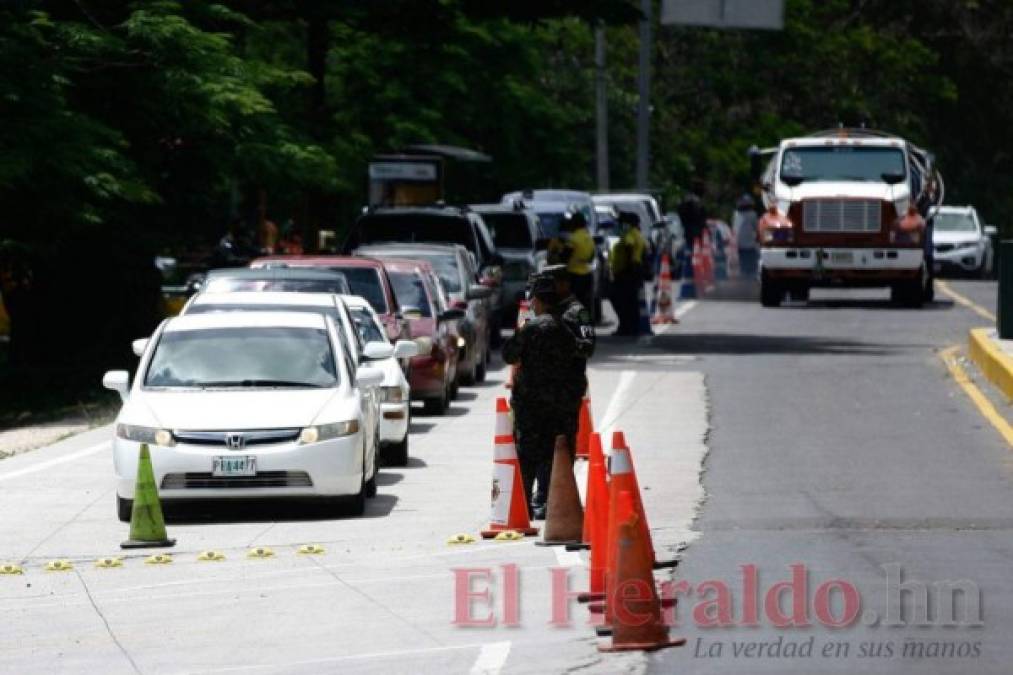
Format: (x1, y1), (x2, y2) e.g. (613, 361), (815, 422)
(341, 294), (417, 466)
(104, 311), (385, 518)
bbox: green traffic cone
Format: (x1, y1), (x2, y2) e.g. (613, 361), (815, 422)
(121, 444), (176, 549)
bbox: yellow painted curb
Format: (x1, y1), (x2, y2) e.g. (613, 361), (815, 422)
(967, 328), (1013, 401)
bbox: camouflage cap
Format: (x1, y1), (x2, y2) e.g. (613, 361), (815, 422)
(529, 274), (558, 301)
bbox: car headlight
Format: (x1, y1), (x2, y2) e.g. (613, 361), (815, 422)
(380, 386), (403, 403)
(117, 424), (175, 447)
(300, 420), (360, 444)
(457, 336), (467, 348)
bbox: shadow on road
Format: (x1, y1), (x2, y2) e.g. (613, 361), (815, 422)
(163, 491), (398, 523)
(648, 332), (907, 356)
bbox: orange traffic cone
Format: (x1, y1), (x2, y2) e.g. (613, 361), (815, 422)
(568, 429), (604, 552)
(575, 397), (592, 460)
(701, 229), (715, 288)
(481, 398), (539, 538)
(536, 435), (584, 546)
(610, 431), (679, 570)
(577, 433), (609, 603)
(598, 490), (686, 653)
(651, 254), (678, 325)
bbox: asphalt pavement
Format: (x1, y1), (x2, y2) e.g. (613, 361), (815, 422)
(2, 280), (1011, 674)
(649, 278), (1012, 674)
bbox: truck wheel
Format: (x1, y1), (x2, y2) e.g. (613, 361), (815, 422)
(891, 280), (924, 308)
(760, 273), (782, 307)
(117, 496), (132, 523)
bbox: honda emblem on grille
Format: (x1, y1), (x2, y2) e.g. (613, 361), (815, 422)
(224, 432), (245, 450)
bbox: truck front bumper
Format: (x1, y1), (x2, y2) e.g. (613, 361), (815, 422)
(762, 247), (923, 282)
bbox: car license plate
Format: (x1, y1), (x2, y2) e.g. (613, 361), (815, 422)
(213, 456), (256, 477)
(830, 251), (853, 264)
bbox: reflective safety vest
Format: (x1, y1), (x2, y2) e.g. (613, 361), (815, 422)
(567, 227), (595, 276)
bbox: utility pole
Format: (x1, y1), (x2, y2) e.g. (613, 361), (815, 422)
(635, 0), (652, 191)
(595, 23), (609, 192)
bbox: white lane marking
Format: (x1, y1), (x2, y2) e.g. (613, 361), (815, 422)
(196, 642), (495, 674)
(553, 547), (583, 568)
(0, 441), (109, 483)
(675, 300), (697, 318)
(598, 370), (636, 441)
(469, 641), (511, 675)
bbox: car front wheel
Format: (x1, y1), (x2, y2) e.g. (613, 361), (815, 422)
(117, 495), (132, 523)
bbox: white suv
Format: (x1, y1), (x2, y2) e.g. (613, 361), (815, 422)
(931, 205), (996, 277)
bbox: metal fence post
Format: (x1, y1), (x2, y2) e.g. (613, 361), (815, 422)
(999, 241), (1013, 338)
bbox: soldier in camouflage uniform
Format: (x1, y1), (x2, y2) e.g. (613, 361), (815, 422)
(502, 274), (578, 517)
(543, 264), (595, 460)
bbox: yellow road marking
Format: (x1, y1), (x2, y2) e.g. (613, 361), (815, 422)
(940, 345), (1013, 446)
(937, 280), (996, 322)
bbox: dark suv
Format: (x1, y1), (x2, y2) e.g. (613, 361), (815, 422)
(470, 203), (546, 322)
(343, 206), (505, 341)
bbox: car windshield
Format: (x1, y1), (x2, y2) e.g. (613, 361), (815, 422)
(331, 267), (387, 314)
(536, 212), (564, 238)
(482, 213), (533, 248)
(599, 200), (653, 231)
(350, 308), (387, 344)
(379, 252), (463, 293)
(204, 278), (346, 294)
(354, 214), (473, 252)
(145, 326), (337, 388)
(934, 212), (978, 232)
(780, 146), (906, 183)
(187, 303), (341, 324)
(388, 271), (433, 317)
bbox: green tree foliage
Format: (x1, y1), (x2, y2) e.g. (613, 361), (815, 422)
(1, 0), (1011, 418)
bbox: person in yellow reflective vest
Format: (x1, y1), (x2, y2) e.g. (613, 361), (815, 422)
(552, 210), (596, 315)
(609, 211), (647, 336)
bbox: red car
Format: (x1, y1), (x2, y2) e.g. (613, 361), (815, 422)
(250, 256), (409, 342)
(377, 258), (463, 415)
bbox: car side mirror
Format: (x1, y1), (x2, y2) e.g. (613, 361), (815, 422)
(131, 338), (149, 358)
(355, 366), (384, 388)
(103, 370), (130, 401)
(984, 225), (998, 236)
(362, 341), (395, 361)
(393, 339), (419, 359)
(439, 308), (466, 322)
(414, 336), (433, 356)
(466, 284), (493, 300)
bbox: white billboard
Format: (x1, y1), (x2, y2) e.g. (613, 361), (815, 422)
(661, 0), (784, 30)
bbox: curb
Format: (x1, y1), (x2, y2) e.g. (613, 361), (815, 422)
(967, 327), (1013, 400)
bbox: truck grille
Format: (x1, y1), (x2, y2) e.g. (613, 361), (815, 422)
(803, 199), (881, 233)
(161, 471), (313, 489)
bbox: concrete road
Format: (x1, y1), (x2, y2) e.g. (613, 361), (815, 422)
(0, 305), (707, 675)
(3, 279), (1010, 674)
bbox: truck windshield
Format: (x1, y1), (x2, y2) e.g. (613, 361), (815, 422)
(780, 146), (906, 183)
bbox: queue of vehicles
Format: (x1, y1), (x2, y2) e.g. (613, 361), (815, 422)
(111, 179), (705, 523)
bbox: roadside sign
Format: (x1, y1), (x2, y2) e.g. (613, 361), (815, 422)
(367, 161), (438, 182)
(661, 0), (784, 30)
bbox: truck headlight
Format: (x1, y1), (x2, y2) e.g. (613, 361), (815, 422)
(380, 386), (403, 403)
(300, 420), (360, 444)
(117, 424), (175, 447)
